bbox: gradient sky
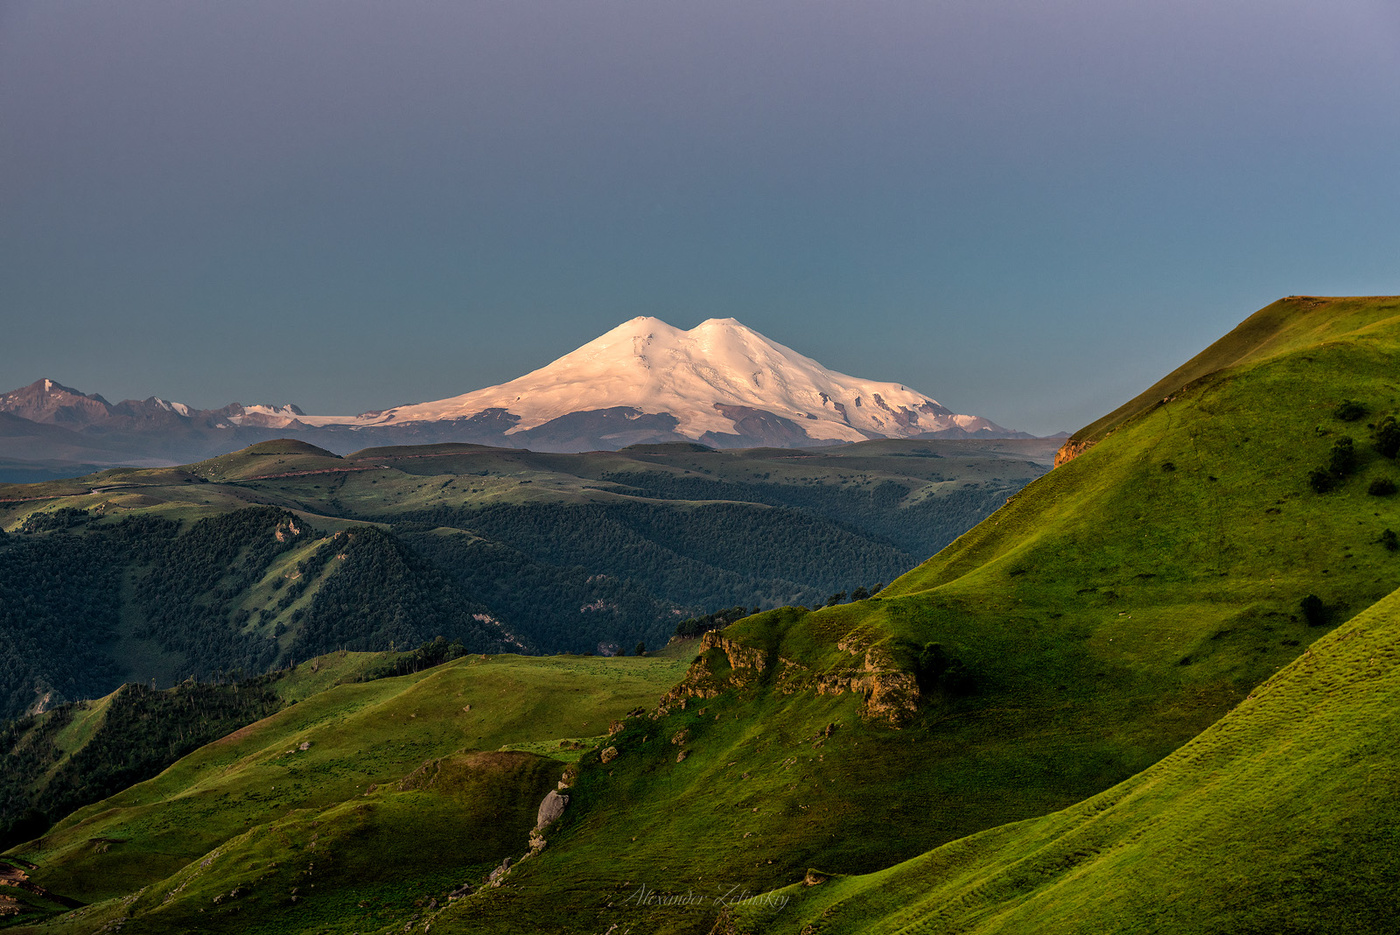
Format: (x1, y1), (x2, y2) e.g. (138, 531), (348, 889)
(2, 1), (1398, 435)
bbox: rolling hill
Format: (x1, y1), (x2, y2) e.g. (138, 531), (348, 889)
(0, 437), (1051, 721)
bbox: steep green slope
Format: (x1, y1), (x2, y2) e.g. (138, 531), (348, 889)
(414, 295), (1400, 933)
(5, 653), (688, 932)
(1066, 293), (1400, 453)
(729, 580), (1400, 934)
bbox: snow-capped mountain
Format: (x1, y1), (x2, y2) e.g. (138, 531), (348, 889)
(0, 319), (1024, 473)
(326, 317), (1016, 448)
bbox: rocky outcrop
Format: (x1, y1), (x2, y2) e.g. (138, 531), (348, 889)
(535, 790), (568, 830)
(658, 631), (771, 714)
(804, 641), (920, 727)
(659, 627), (921, 727)
(1054, 437), (1094, 467)
(487, 857), (511, 887)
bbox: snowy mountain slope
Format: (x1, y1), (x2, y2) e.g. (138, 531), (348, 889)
(338, 317), (1013, 445)
(0, 319), (1022, 468)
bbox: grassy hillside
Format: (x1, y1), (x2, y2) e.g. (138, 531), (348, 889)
(3, 652), (688, 932)
(1067, 294), (1400, 451)
(728, 579), (1400, 934)
(409, 295), (1400, 933)
(0, 651), (400, 850)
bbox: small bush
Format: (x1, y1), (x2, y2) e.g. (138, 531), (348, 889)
(1375, 416), (1400, 458)
(1334, 399), (1368, 421)
(1381, 529), (1399, 552)
(1329, 437), (1358, 477)
(1368, 479), (1397, 496)
(1300, 594), (1327, 626)
(1309, 468), (1337, 494)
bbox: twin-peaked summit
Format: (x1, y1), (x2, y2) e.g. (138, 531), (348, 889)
(341, 317), (1017, 448)
(0, 318), (1020, 469)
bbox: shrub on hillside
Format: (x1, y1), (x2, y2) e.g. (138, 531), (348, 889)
(1368, 479), (1397, 496)
(1380, 529), (1399, 553)
(913, 642), (976, 698)
(1300, 594), (1327, 627)
(1328, 437), (1358, 477)
(674, 606), (752, 639)
(1374, 416), (1400, 459)
(1334, 399), (1368, 421)
(1309, 468), (1337, 494)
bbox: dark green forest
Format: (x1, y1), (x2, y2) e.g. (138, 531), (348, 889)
(597, 472), (1026, 557)
(397, 499), (914, 652)
(0, 678), (285, 849)
(0, 442), (1037, 722)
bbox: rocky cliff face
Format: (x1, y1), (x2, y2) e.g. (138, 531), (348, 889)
(660, 627), (922, 727)
(1053, 437), (1094, 467)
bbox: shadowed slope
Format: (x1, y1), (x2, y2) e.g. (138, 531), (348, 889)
(731, 580), (1400, 934)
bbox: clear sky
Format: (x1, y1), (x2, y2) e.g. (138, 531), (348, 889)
(2, 1), (1397, 436)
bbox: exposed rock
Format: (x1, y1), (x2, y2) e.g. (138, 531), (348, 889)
(809, 642), (920, 727)
(670, 728), (689, 745)
(676, 749), (689, 763)
(487, 857), (511, 887)
(803, 869), (830, 886)
(600, 746), (619, 764)
(535, 790), (569, 830)
(608, 719), (625, 736)
(658, 631), (771, 713)
(658, 621), (920, 727)
(1054, 437), (1094, 467)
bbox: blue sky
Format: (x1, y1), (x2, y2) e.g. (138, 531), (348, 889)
(2, 1), (1397, 435)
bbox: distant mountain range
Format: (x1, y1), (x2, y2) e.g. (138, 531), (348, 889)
(0, 318), (1031, 477)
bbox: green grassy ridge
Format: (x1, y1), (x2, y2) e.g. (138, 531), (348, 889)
(1071, 294), (1400, 448)
(421, 296), (1400, 933)
(885, 298), (1400, 607)
(42, 750), (562, 935)
(7, 653), (688, 930)
(186, 439), (347, 482)
(727, 579), (1400, 935)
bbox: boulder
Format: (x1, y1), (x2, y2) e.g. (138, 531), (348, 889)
(535, 790), (569, 830)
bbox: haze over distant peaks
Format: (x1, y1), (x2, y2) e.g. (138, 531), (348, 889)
(322, 316), (1018, 447)
(0, 318), (1024, 474)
